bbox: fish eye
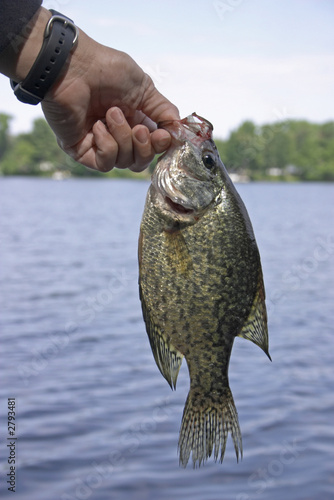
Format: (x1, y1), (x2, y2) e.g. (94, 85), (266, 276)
(202, 154), (215, 169)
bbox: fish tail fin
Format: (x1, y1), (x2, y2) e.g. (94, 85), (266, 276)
(178, 387), (242, 468)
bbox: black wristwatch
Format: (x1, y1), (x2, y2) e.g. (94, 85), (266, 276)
(10, 10), (79, 105)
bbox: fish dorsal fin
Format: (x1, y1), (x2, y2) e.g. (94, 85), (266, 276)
(139, 284), (183, 389)
(237, 272), (271, 360)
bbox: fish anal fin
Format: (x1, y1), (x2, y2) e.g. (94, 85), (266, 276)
(139, 285), (183, 389)
(238, 273), (271, 360)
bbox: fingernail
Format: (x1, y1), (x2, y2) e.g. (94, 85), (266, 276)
(157, 136), (170, 149)
(135, 127), (149, 144)
(110, 108), (124, 125)
(96, 120), (107, 132)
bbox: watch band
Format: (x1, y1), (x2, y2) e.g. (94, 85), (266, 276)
(10, 10), (79, 105)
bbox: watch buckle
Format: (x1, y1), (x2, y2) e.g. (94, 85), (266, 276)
(44, 14), (79, 46)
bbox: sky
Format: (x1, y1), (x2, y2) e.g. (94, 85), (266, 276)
(1, 0), (333, 139)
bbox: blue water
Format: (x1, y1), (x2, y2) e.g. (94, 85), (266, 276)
(1, 178), (333, 500)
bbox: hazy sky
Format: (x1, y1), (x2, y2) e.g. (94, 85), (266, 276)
(1, 0), (333, 139)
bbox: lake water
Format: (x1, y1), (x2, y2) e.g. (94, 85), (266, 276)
(1, 177), (333, 500)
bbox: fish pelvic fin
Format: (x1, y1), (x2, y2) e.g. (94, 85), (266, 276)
(178, 387), (242, 468)
(139, 285), (183, 390)
(238, 270), (271, 360)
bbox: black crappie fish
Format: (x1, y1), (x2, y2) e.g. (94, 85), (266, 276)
(138, 113), (270, 468)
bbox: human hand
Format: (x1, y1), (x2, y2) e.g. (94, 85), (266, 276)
(41, 18), (179, 172)
(0, 7), (179, 172)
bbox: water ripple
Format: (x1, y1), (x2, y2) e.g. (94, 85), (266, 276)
(1, 179), (333, 500)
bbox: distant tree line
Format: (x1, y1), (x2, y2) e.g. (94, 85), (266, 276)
(214, 119), (334, 181)
(0, 113), (333, 181)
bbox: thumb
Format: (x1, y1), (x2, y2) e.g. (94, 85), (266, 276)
(139, 77), (180, 125)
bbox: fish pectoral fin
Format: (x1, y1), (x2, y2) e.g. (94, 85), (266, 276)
(163, 229), (193, 276)
(139, 285), (183, 390)
(237, 272), (271, 360)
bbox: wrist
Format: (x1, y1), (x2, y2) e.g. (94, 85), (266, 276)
(8, 8), (79, 105)
(41, 27), (97, 104)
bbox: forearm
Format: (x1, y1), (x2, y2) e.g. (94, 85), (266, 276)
(0, 6), (51, 81)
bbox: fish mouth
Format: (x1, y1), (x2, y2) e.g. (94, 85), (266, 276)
(164, 196), (195, 215)
(158, 113), (213, 146)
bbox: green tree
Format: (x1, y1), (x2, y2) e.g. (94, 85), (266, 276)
(224, 121), (261, 175)
(0, 113), (12, 162)
(259, 122), (293, 174)
(1, 117), (69, 175)
(0, 135), (37, 175)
